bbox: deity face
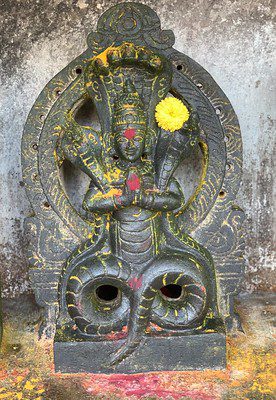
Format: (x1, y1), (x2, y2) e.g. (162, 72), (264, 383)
(112, 79), (147, 162)
(114, 127), (145, 162)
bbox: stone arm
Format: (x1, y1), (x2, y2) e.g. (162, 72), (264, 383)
(137, 178), (184, 211)
(82, 186), (131, 213)
(82, 178), (184, 213)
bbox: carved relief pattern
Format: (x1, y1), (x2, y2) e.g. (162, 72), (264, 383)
(22, 3), (244, 366)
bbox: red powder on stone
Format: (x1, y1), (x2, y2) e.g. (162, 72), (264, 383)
(124, 128), (136, 140)
(128, 276), (143, 290)
(126, 173), (140, 191)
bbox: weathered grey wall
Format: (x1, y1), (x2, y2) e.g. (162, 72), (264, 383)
(0, 0), (275, 297)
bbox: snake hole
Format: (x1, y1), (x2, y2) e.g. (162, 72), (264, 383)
(95, 284), (119, 303)
(160, 284), (183, 300)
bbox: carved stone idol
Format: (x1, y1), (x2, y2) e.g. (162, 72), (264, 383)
(22, 3), (244, 373)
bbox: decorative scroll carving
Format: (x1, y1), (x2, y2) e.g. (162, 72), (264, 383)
(22, 2), (244, 372)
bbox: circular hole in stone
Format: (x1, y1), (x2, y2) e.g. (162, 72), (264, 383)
(75, 67), (83, 74)
(224, 135), (230, 143)
(96, 285), (119, 303)
(55, 89), (62, 96)
(40, 114), (45, 121)
(160, 284), (182, 300)
(7, 343), (22, 353)
(216, 107), (222, 115)
(113, 154), (119, 160)
(227, 163), (232, 171)
(32, 143), (38, 150)
(177, 65), (183, 70)
(43, 201), (50, 208)
(219, 190), (226, 198)
(196, 82), (203, 89)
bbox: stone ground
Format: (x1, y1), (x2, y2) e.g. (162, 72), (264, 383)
(0, 293), (275, 400)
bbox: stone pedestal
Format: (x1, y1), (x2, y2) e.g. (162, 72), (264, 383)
(54, 320), (226, 373)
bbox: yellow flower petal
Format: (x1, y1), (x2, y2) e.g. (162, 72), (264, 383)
(24, 380), (35, 390)
(155, 97), (190, 132)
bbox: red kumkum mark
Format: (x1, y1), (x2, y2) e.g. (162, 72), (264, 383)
(128, 276), (143, 290)
(105, 326), (128, 340)
(124, 128), (136, 140)
(127, 173), (140, 191)
(200, 285), (206, 293)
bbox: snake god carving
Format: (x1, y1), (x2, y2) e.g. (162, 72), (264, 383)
(22, 3), (244, 373)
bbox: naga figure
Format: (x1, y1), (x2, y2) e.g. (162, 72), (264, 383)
(22, 3), (244, 373)
(59, 73), (217, 365)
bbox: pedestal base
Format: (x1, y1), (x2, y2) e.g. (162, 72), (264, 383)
(54, 322), (226, 373)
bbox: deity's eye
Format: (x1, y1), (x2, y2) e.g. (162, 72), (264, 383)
(134, 135), (143, 142)
(116, 137), (125, 144)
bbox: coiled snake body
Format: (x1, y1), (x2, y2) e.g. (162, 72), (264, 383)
(63, 200), (216, 365)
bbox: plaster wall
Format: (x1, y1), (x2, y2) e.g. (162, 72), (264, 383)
(0, 0), (275, 297)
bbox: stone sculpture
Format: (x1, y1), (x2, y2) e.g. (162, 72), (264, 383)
(22, 2), (244, 373)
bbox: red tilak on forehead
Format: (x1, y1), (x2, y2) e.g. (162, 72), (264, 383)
(124, 128), (136, 140)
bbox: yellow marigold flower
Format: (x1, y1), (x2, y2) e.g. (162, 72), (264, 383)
(155, 97), (190, 132)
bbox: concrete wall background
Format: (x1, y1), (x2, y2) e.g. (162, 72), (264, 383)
(0, 0), (275, 297)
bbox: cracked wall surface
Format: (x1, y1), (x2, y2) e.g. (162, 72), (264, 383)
(0, 0), (275, 297)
